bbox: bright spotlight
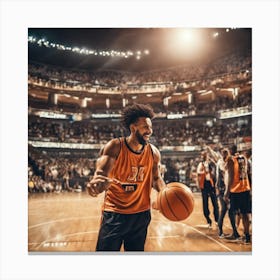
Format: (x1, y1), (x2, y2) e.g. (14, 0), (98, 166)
(171, 28), (202, 57)
(213, 32), (219, 38)
(178, 29), (196, 44)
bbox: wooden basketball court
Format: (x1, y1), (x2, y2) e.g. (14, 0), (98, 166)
(28, 190), (252, 253)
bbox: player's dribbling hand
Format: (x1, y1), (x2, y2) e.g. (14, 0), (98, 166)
(87, 184), (98, 197)
(87, 173), (120, 197)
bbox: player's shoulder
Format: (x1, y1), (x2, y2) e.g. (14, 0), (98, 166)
(149, 143), (159, 152)
(107, 137), (122, 146)
(102, 138), (122, 158)
(149, 143), (160, 158)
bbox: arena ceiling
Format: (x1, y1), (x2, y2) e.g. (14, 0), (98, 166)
(28, 28), (251, 72)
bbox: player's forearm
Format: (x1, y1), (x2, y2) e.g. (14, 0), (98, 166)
(153, 176), (166, 192)
(95, 155), (115, 177)
(206, 146), (219, 162)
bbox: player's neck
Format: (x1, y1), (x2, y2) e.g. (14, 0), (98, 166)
(126, 136), (144, 152)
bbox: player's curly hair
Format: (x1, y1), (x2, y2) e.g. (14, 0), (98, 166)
(122, 103), (155, 131)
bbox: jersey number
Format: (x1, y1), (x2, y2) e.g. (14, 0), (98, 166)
(127, 166), (145, 182)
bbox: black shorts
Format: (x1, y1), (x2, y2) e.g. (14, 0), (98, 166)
(96, 210), (151, 252)
(230, 191), (251, 214)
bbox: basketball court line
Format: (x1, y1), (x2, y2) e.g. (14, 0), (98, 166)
(28, 197), (90, 203)
(31, 230), (214, 251)
(34, 230), (99, 249)
(187, 224), (233, 252)
(152, 219), (233, 252)
(28, 216), (99, 229)
(147, 235), (181, 239)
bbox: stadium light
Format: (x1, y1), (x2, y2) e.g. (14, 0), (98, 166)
(28, 35), (149, 60)
(213, 32), (219, 38)
(170, 28), (203, 57)
(179, 29), (195, 43)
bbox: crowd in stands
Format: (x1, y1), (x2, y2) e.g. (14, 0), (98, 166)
(28, 151), (201, 193)
(28, 49), (251, 90)
(28, 155), (96, 193)
(28, 113), (251, 147)
(28, 67), (251, 147)
(195, 93), (251, 114)
(28, 118), (124, 145)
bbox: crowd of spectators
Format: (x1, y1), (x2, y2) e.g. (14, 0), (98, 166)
(28, 85), (252, 148)
(28, 115), (251, 147)
(28, 151), (202, 193)
(28, 155), (96, 193)
(195, 93), (251, 114)
(28, 49), (251, 91)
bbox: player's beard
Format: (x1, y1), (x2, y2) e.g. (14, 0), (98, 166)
(135, 130), (148, 146)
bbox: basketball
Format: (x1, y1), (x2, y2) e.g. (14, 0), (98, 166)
(157, 182), (194, 221)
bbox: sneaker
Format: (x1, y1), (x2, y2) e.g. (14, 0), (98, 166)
(225, 234), (242, 242)
(207, 223), (212, 229)
(243, 239), (251, 245)
(243, 234), (251, 245)
(218, 233), (226, 239)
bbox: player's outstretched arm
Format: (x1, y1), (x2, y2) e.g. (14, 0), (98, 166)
(87, 139), (120, 196)
(205, 145), (221, 163)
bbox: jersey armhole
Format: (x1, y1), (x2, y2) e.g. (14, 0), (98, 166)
(115, 137), (122, 159)
(149, 143), (155, 159)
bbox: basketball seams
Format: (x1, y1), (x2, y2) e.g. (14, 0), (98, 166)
(173, 189), (192, 215)
(172, 186), (194, 211)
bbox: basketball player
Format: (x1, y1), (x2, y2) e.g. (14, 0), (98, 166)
(224, 145), (251, 244)
(206, 146), (239, 239)
(87, 104), (166, 251)
(196, 150), (219, 228)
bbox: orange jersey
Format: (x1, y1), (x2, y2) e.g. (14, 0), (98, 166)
(197, 161), (214, 189)
(103, 137), (154, 214)
(230, 155), (251, 193)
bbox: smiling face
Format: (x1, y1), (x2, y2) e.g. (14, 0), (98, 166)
(131, 117), (153, 145)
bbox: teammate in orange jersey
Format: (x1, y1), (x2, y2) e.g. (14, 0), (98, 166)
(87, 103), (166, 251)
(224, 145), (252, 244)
(205, 146), (239, 239)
